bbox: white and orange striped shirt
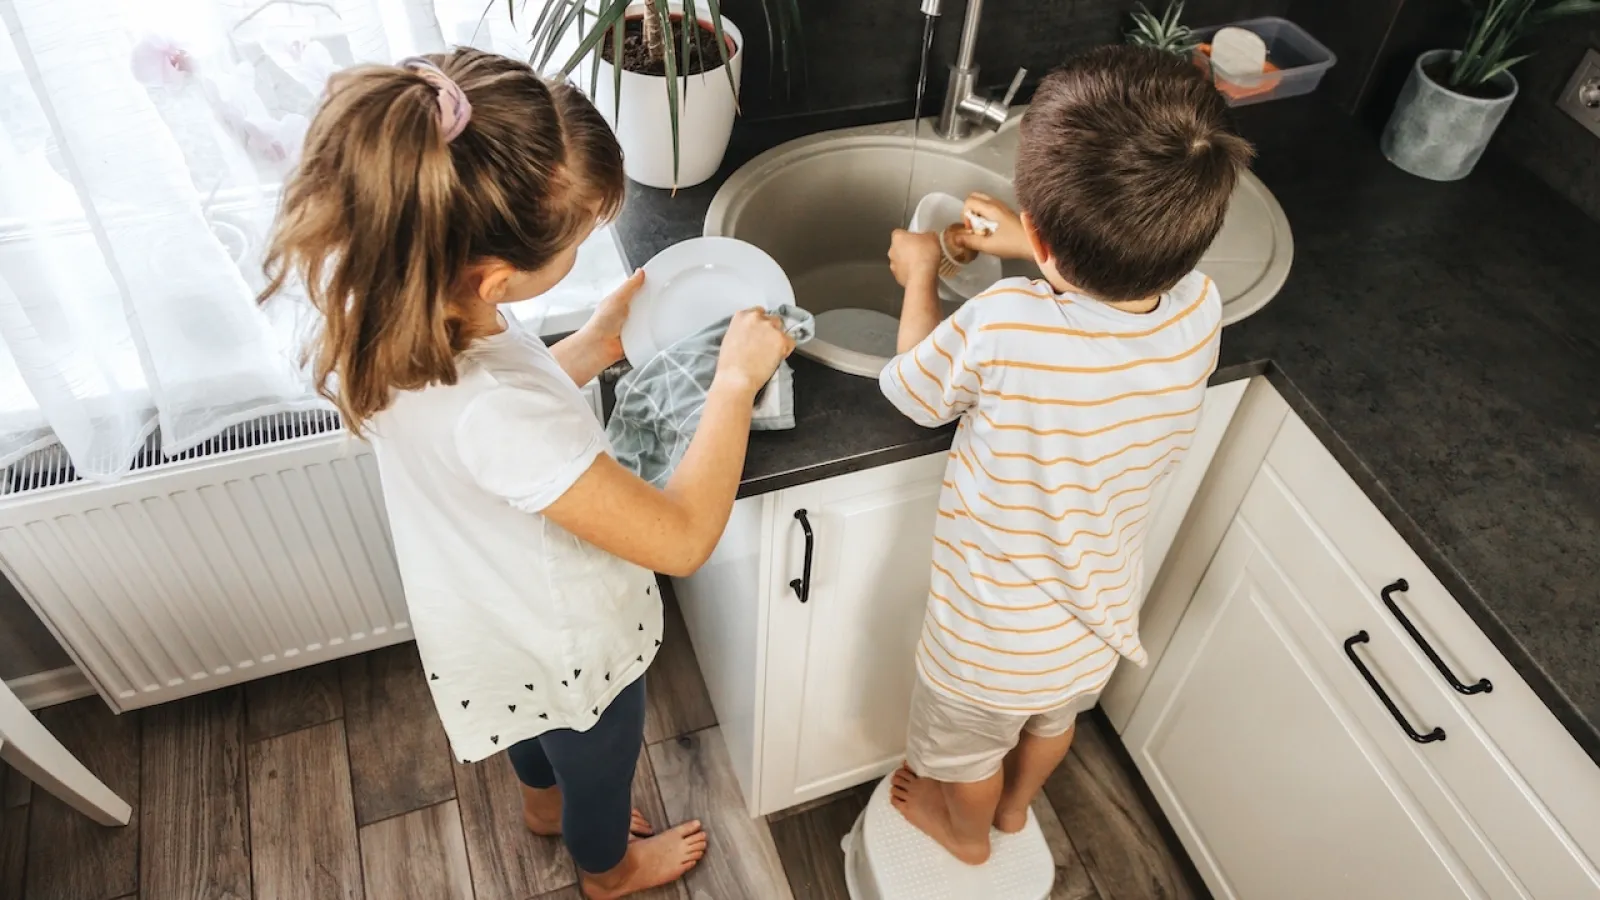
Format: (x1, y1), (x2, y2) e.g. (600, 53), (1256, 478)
(879, 272), (1222, 713)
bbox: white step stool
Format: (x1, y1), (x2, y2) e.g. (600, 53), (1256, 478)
(840, 774), (1055, 900)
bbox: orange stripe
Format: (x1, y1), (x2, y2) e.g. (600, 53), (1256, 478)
(927, 613), (1100, 658)
(977, 276), (1211, 339)
(956, 444), (1183, 495)
(931, 559), (1066, 613)
(978, 358), (1214, 407)
(925, 335), (979, 397)
(914, 658), (1113, 714)
(930, 588), (1075, 634)
(942, 520), (1148, 576)
(980, 322), (1219, 373)
(966, 418), (1192, 468)
(919, 634), (1120, 692)
(893, 359), (940, 420)
(949, 480), (1148, 549)
(933, 535), (1136, 590)
(972, 403), (1203, 438)
(922, 622), (1113, 677)
(973, 465), (1171, 523)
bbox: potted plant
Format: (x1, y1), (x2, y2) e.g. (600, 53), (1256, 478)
(1125, 2), (1199, 57)
(528, 0), (800, 189)
(1380, 0), (1600, 181)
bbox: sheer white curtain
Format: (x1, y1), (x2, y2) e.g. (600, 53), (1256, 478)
(0, 0), (624, 482)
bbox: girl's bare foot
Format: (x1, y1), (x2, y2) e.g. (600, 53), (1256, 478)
(580, 820), (708, 900)
(889, 766), (991, 865)
(521, 784), (654, 838)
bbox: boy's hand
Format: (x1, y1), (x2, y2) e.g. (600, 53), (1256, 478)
(888, 229), (942, 288)
(583, 268), (645, 364)
(955, 193), (1033, 261)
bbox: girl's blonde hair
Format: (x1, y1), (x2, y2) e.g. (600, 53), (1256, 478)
(261, 48), (625, 432)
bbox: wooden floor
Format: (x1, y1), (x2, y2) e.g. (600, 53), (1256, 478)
(0, 584), (1205, 900)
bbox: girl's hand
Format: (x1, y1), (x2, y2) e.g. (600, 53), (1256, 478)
(955, 193), (1033, 261)
(584, 269), (646, 364)
(713, 308), (796, 397)
(887, 229), (942, 288)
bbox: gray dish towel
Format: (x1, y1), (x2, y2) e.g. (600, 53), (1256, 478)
(608, 305), (815, 487)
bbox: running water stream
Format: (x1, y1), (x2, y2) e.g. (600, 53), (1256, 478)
(902, 11), (939, 225)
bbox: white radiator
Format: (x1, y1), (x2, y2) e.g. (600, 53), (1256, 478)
(0, 411), (410, 712)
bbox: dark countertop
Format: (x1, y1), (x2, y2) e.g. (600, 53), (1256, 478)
(613, 98), (1600, 765)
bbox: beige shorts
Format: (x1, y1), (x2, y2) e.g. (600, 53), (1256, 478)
(904, 677), (1103, 783)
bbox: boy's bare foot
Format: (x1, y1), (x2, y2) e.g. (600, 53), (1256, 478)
(889, 766), (992, 865)
(992, 805), (1030, 834)
(580, 820), (708, 900)
(521, 784), (654, 839)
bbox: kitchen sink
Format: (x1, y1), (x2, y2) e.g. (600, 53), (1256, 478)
(704, 112), (1292, 377)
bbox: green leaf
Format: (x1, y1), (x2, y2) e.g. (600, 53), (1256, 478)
(653, 0), (681, 187)
(703, 0), (741, 110)
(555, 0), (628, 77)
(527, 0), (570, 65)
(1531, 0), (1600, 21)
(681, 0), (697, 109)
(541, 0), (593, 71)
(1479, 52), (1532, 82)
(611, 1), (626, 119)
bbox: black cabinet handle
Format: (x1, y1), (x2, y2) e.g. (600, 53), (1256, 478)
(1380, 579), (1492, 695)
(1344, 631), (1445, 744)
(789, 509), (814, 604)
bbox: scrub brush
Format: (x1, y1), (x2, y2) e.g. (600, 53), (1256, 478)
(936, 211), (998, 278)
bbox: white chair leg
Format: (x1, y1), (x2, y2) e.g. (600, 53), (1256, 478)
(0, 681), (131, 827)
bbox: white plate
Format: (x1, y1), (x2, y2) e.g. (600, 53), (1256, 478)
(909, 192), (1004, 301)
(623, 236), (795, 367)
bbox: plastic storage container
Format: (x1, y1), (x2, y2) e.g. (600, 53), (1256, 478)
(1190, 17), (1337, 106)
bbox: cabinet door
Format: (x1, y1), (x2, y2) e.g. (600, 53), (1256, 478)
(757, 454), (946, 814)
(1125, 520), (1481, 900)
(1141, 379), (1249, 584)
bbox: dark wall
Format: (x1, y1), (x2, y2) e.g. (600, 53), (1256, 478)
(1282, 0), (1600, 220)
(721, 0), (1291, 120)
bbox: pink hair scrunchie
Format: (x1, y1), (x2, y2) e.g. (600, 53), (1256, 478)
(400, 57), (473, 143)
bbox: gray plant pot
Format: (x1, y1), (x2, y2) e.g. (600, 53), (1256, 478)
(1381, 49), (1518, 182)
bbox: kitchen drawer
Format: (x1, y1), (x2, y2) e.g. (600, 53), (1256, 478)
(1246, 415), (1600, 897)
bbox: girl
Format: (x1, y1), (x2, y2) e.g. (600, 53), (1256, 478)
(261, 48), (795, 899)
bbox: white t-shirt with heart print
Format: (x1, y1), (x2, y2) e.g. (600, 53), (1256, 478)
(368, 317), (661, 763)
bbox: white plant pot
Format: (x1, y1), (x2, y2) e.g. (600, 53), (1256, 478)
(592, 3), (742, 189)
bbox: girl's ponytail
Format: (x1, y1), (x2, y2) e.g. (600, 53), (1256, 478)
(261, 49), (624, 433)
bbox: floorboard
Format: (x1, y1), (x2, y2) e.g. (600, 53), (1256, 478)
(1, 804), (27, 900)
(139, 688), (251, 900)
(247, 720), (364, 900)
(358, 800), (473, 900)
(1044, 717), (1199, 900)
(650, 728), (793, 900)
(243, 661), (343, 743)
(628, 747), (690, 900)
(1, 762), (28, 808)
(1032, 792), (1100, 900)
(453, 748), (574, 900)
(643, 585), (717, 745)
(769, 783), (873, 900)
(23, 699), (140, 900)
(340, 643), (456, 826)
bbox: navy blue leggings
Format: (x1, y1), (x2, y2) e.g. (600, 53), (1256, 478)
(507, 676), (645, 875)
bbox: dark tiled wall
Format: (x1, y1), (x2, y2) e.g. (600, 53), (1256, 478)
(720, 0), (1292, 120)
(1491, 25), (1600, 223)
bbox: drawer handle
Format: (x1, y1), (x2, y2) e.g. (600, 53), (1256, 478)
(789, 509), (814, 604)
(1344, 631), (1446, 744)
(1380, 579), (1492, 695)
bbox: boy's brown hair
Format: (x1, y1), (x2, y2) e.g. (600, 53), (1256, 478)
(260, 48), (625, 433)
(1015, 45), (1254, 302)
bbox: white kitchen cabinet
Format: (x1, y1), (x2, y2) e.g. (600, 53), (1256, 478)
(674, 453), (945, 815)
(1124, 395), (1600, 900)
(674, 381), (1249, 816)
(1125, 519), (1480, 900)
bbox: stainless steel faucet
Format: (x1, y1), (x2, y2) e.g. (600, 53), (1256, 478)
(929, 0), (1027, 140)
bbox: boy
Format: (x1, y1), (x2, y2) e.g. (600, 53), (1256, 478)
(879, 45), (1253, 865)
